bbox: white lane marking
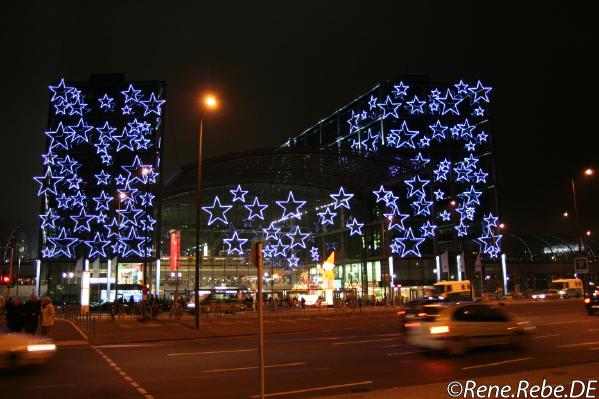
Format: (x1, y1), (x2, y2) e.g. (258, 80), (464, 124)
(462, 357), (534, 370)
(250, 381), (373, 398)
(55, 339), (89, 347)
(202, 362), (306, 373)
(532, 334), (560, 340)
(541, 320), (591, 326)
(97, 343), (167, 349)
(386, 351), (422, 356)
(558, 340), (599, 348)
(167, 348), (256, 356)
(333, 338), (397, 345)
(60, 318), (89, 341)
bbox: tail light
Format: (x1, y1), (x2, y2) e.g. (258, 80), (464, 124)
(585, 298), (591, 304)
(430, 325), (450, 334)
(397, 310), (406, 315)
(405, 322), (421, 328)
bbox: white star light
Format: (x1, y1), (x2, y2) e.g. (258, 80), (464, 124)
(276, 191), (306, 220)
(202, 196), (233, 225)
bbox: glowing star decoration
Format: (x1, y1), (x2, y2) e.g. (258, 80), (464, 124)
(406, 95), (426, 114)
(223, 231), (248, 255)
(404, 175), (430, 199)
(377, 96), (401, 119)
(483, 213), (499, 228)
(460, 186), (482, 206)
(202, 196), (233, 226)
(429, 120), (448, 142)
(330, 187), (354, 209)
(56, 155), (78, 175)
(346, 218), (364, 236)
(287, 253), (300, 268)
(392, 82), (409, 97)
(263, 245), (275, 258)
(70, 207), (95, 233)
(66, 118), (93, 145)
(410, 153), (430, 169)
(393, 227), (426, 258)
(33, 167), (64, 196)
(121, 84), (142, 103)
(243, 196), (269, 220)
(465, 141), (476, 151)
(70, 192), (86, 208)
(42, 150), (57, 166)
(84, 232), (110, 258)
(276, 191), (306, 220)
(272, 238), (289, 258)
(117, 200), (143, 227)
(230, 184), (249, 203)
(98, 94), (114, 110)
(473, 107), (485, 117)
(121, 227), (146, 258)
(140, 192), (156, 207)
(457, 119), (476, 139)
(433, 189), (445, 201)
(455, 220), (469, 237)
(47, 228), (78, 258)
(418, 136), (431, 148)
(420, 221), (437, 237)
(93, 191), (113, 211)
(140, 92), (166, 116)
(384, 211), (410, 232)
(439, 89), (463, 116)
(439, 210), (451, 221)
(454, 80), (469, 94)
(468, 81), (492, 104)
(310, 246), (319, 262)
(473, 169), (488, 183)
(477, 132), (488, 143)
(45, 122), (73, 151)
(477, 229), (502, 258)
(347, 110), (360, 133)
(368, 95), (378, 110)
(359, 129), (380, 153)
(96, 121), (117, 143)
(262, 222), (281, 241)
(373, 185), (392, 203)
(39, 209), (60, 229)
(49, 79), (74, 102)
(318, 207), (337, 225)
(386, 121), (419, 149)
(286, 225), (310, 249)
(411, 197), (433, 216)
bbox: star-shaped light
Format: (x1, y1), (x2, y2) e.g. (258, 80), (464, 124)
(263, 222), (281, 241)
(56, 155), (78, 175)
(455, 220), (469, 237)
(318, 207), (337, 225)
(276, 191), (306, 220)
(287, 253), (300, 268)
(96, 121), (117, 143)
(286, 225), (310, 249)
(56, 193), (71, 209)
(33, 167), (64, 196)
(420, 221), (437, 237)
(330, 187), (354, 209)
(392, 81), (409, 97)
(428, 120), (448, 142)
(93, 191), (113, 211)
(411, 197), (433, 216)
(262, 245), (276, 258)
(439, 89), (463, 116)
(310, 246), (319, 262)
(404, 175), (430, 199)
(410, 153), (430, 169)
(458, 119), (476, 139)
(483, 213), (499, 228)
(386, 120), (419, 149)
(98, 93), (114, 110)
(49, 79), (74, 102)
(140, 192), (156, 207)
(474, 169), (488, 183)
(465, 141), (477, 151)
(454, 80), (469, 94)
(406, 95), (426, 114)
(368, 95), (378, 110)
(70, 207), (95, 233)
(385, 211), (410, 232)
(39, 209), (60, 229)
(42, 150), (57, 166)
(272, 238), (289, 258)
(242, 196), (268, 221)
(439, 210), (451, 221)
(347, 110), (360, 133)
(141, 92), (166, 116)
(373, 185), (392, 203)
(202, 196), (233, 226)
(121, 227), (146, 258)
(418, 136), (431, 148)
(121, 84), (142, 103)
(45, 122), (73, 151)
(85, 232), (110, 258)
(377, 95), (401, 119)
(117, 200), (143, 227)
(468, 80), (492, 103)
(230, 184), (249, 203)
(460, 185), (482, 206)
(360, 129), (380, 153)
(66, 118), (93, 144)
(433, 189), (445, 201)
(393, 227), (426, 258)
(104, 217), (121, 239)
(476, 229), (502, 258)
(94, 170), (111, 186)
(67, 175), (83, 190)
(473, 107), (485, 117)
(47, 227), (78, 258)
(346, 218), (364, 236)
(477, 132), (489, 143)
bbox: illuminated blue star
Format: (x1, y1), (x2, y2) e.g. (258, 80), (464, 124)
(450, 126), (461, 139)
(47, 227), (78, 258)
(428, 101), (440, 113)
(347, 110), (360, 133)
(433, 189), (445, 200)
(42, 150), (57, 166)
(453, 164), (472, 183)
(439, 159), (452, 171)
(377, 96), (401, 119)
(477, 132), (488, 143)
(456, 203), (476, 221)
(287, 253), (299, 268)
(474, 168), (488, 183)
(384, 211), (410, 232)
(406, 95), (426, 114)
(53, 100), (69, 115)
(420, 221), (437, 237)
(141, 216), (157, 232)
(93, 191), (113, 211)
(57, 155), (78, 175)
(455, 220), (469, 237)
(115, 174), (127, 186)
(276, 191), (306, 220)
(49, 79), (74, 102)
(433, 167), (449, 182)
(263, 245), (276, 258)
(95, 211), (108, 224)
(94, 170), (111, 185)
(85, 232), (110, 258)
(458, 119), (476, 139)
(39, 209), (60, 229)
(114, 127), (137, 152)
(140, 192), (156, 206)
(70, 191), (86, 208)
(386, 121), (419, 149)
(96, 121), (117, 143)
(411, 197), (433, 216)
(360, 129), (380, 152)
(104, 217), (121, 239)
(65, 118), (93, 144)
(95, 142), (109, 155)
(41, 247), (54, 258)
(473, 107), (485, 117)
(68, 98), (87, 116)
(404, 175), (429, 199)
(98, 94), (114, 110)
(310, 246), (319, 262)
(122, 155), (152, 185)
(468, 81), (492, 103)
(483, 213), (499, 228)
(272, 238), (289, 258)
(262, 222), (281, 241)
(67, 175), (83, 190)
(121, 105), (133, 115)
(202, 196), (233, 225)
(121, 84), (142, 103)
(418, 136), (431, 148)
(318, 207), (337, 225)
(71, 207), (95, 233)
(393, 227), (426, 258)
(392, 81), (409, 97)
(330, 187), (354, 209)
(410, 153), (430, 169)
(33, 167), (64, 196)
(121, 227), (145, 258)
(439, 210), (451, 221)
(476, 229), (502, 258)
(368, 95), (378, 110)
(117, 200), (143, 227)
(439, 89), (463, 116)
(230, 184), (248, 203)
(465, 141), (476, 151)
(454, 80), (469, 94)
(429, 88), (441, 99)
(428, 120), (448, 142)
(141, 93), (166, 116)
(46, 122), (73, 151)
(244, 197), (268, 220)
(463, 154), (479, 170)
(346, 218), (364, 236)
(286, 225), (310, 249)
(56, 193), (71, 209)
(135, 135), (152, 150)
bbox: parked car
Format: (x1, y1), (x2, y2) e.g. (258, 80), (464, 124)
(406, 303), (535, 355)
(585, 291), (599, 315)
(0, 332), (56, 369)
(532, 289), (560, 300)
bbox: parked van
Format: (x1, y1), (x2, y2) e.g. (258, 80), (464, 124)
(551, 278), (583, 298)
(433, 280), (472, 301)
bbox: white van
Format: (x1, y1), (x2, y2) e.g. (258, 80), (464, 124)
(551, 278), (583, 298)
(433, 280), (472, 301)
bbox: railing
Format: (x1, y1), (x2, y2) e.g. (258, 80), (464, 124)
(61, 304), (95, 341)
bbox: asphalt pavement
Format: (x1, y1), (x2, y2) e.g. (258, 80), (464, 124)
(2, 300), (598, 399)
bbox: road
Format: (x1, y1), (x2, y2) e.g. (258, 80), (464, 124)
(2, 300), (599, 398)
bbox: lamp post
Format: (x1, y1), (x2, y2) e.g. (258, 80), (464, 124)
(570, 168), (594, 292)
(195, 94), (218, 330)
(114, 192), (127, 306)
(141, 167), (150, 300)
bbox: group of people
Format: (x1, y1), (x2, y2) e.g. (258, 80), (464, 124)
(3, 294), (56, 336)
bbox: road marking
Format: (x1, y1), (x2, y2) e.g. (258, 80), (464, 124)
(532, 334), (560, 340)
(333, 338), (396, 345)
(60, 318), (89, 341)
(202, 362), (306, 373)
(386, 351), (422, 356)
(250, 380), (373, 398)
(91, 345), (153, 398)
(55, 339), (89, 347)
(590, 347), (599, 351)
(462, 357), (534, 370)
(541, 320), (591, 326)
(558, 340), (599, 348)
(96, 343), (167, 349)
(167, 348), (256, 356)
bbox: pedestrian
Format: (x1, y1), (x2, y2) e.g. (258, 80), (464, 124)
(6, 297), (25, 332)
(0, 294), (5, 317)
(23, 294), (41, 335)
(40, 296), (56, 337)
(300, 297), (306, 308)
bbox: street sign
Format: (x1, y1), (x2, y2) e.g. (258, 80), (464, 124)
(574, 257), (589, 273)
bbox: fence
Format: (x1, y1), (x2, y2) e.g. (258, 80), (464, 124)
(61, 304), (95, 341)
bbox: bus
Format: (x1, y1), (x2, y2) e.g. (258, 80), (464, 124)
(551, 278), (583, 298)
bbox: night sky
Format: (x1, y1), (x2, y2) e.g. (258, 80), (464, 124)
(1, 1), (597, 237)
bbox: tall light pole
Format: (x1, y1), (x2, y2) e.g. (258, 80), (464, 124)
(570, 168), (594, 292)
(195, 93), (219, 330)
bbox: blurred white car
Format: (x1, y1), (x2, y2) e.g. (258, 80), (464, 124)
(406, 303), (535, 355)
(0, 333), (56, 368)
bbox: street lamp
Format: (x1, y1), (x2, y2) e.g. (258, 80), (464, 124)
(195, 93), (219, 330)
(141, 167), (150, 302)
(571, 167), (594, 254)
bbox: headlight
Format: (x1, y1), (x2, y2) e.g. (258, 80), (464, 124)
(27, 344), (56, 352)
(187, 303), (195, 308)
(430, 326), (450, 334)
(585, 298), (591, 304)
(532, 295), (537, 299)
(540, 294), (546, 299)
(559, 290), (565, 295)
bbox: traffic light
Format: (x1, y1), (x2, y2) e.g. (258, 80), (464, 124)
(0, 272), (10, 285)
